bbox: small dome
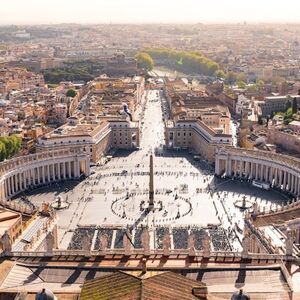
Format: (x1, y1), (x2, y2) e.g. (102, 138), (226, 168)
(231, 289), (250, 300)
(35, 288), (57, 300)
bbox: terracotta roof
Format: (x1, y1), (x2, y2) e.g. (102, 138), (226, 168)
(80, 271), (206, 300)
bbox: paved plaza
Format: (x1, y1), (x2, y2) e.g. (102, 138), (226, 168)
(21, 90), (288, 251)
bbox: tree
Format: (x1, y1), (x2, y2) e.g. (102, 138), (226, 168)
(237, 81), (246, 89)
(0, 141), (6, 161)
(0, 135), (22, 161)
(66, 89), (77, 98)
(236, 73), (247, 83)
(285, 99), (292, 112)
(292, 97), (298, 114)
(256, 79), (265, 88)
(214, 70), (226, 79)
(143, 48), (220, 76)
(135, 52), (154, 71)
(283, 107), (293, 124)
(246, 84), (257, 93)
(226, 71), (237, 85)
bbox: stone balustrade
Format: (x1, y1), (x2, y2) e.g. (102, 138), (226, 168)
(3, 249), (299, 264)
(253, 198), (300, 218)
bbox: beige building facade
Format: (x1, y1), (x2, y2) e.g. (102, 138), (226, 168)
(268, 127), (300, 155)
(0, 209), (22, 248)
(165, 119), (232, 163)
(37, 117), (140, 163)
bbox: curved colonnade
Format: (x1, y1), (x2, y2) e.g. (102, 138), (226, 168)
(0, 150), (90, 213)
(215, 147), (300, 198)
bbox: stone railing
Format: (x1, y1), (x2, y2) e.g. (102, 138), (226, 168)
(251, 198), (300, 219)
(4, 249), (299, 264)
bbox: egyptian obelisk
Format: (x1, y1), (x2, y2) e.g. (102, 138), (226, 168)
(149, 154), (154, 208)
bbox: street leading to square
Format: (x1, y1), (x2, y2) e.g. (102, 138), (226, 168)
(24, 89), (287, 251)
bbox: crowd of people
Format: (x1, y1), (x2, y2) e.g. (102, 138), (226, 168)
(156, 226), (170, 249)
(68, 227), (94, 250)
(173, 228), (188, 249)
(94, 228), (113, 250)
(209, 228), (231, 251)
(114, 229), (127, 249)
(190, 228), (207, 250)
(68, 225), (233, 252)
(133, 228), (143, 248)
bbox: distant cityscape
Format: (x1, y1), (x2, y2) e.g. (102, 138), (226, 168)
(0, 23), (300, 300)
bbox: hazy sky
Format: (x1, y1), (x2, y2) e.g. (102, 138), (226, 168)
(1, 0), (300, 24)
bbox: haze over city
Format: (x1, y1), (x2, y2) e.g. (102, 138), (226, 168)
(2, 0), (300, 24)
(1, 1), (300, 299)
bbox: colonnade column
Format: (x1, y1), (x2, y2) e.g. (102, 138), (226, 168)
(67, 161), (71, 178)
(250, 161), (254, 179)
(41, 166), (45, 184)
(4, 180), (8, 198)
(63, 162), (66, 179)
(57, 162), (61, 180)
(86, 158), (90, 176)
(24, 170), (28, 190)
(47, 165), (50, 182)
(255, 162), (259, 180)
(245, 161), (250, 179)
(37, 166), (40, 184)
(284, 171), (288, 189)
(215, 158), (220, 175)
(225, 158), (231, 176)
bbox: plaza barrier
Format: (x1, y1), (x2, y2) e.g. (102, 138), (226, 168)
(4, 249), (299, 263)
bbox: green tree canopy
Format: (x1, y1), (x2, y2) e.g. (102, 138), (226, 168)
(236, 73), (247, 83)
(0, 135), (22, 161)
(0, 141), (6, 161)
(237, 81), (246, 89)
(143, 48), (220, 76)
(247, 84), (258, 93)
(66, 89), (77, 98)
(135, 52), (154, 71)
(285, 99), (292, 111)
(226, 71), (237, 85)
(256, 79), (265, 87)
(214, 69), (226, 79)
